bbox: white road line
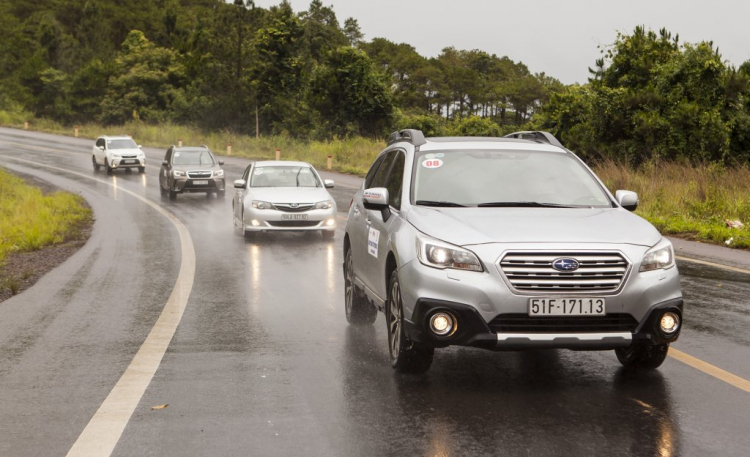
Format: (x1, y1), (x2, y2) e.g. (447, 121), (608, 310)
(676, 255), (750, 275)
(0, 153), (195, 457)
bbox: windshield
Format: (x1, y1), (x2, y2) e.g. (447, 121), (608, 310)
(107, 139), (137, 149)
(172, 150), (215, 166)
(413, 149), (612, 207)
(249, 166), (321, 188)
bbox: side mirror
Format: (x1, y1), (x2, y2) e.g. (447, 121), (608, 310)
(615, 190), (639, 212)
(137, 145), (142, 149)
(218, 160), (225, 166)
(162, 160), (168, 166)
(363, 187), (391, 221)
(324, 179), (334, 189)
(97, 146), (104, 151)
(234, 179), (247, 189)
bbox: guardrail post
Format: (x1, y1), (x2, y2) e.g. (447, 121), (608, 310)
(74, 126), (79, 138)
(227, 142), (232, 156)
(178, 139), (183, 147)
(327, 155), (332, 170)
(24, 121), (29, 130)
(275, 147), (280, 161)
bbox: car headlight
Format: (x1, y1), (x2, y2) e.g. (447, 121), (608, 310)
(252, 200), (275, 210)
(640, 239), (675, 272)
(315, 200), (332, 209)
(138, 153), (145, 159)
(172, 170), (185, 177)
(214, 169), (224, 177)
(416, 234), (483, 272)
(112, 154), (121, 158)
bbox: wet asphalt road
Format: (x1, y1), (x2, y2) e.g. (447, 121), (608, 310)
(0, 128), (749, 456)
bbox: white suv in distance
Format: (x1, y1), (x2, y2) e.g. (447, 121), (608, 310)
(343, 130), (683, 373)
(92, 135), (145, 174)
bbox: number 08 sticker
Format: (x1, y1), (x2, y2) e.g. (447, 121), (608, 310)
(422, 158), (443, 168)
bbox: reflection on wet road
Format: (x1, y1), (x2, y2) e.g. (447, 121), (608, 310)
(0, 129), (749, 457)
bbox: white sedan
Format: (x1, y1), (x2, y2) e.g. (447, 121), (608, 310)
(233, 161), (337, 239)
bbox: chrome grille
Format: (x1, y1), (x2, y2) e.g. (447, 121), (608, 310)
(499, 252), (629, 293)
(274, 203), (314, 213)
(187, 170), (212, 178)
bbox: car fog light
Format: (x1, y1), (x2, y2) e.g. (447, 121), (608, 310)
(251, 220), (260, 227)
(660, 311), (680, 334)
(429, 312), (455, 336)
(326, 219), (335, 226)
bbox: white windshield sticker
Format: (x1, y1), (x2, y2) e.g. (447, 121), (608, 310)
(422, 159), (443, 169)
(424, 153), (436, 159)
(435, 153), (444, 158)
(368, 228), (379, 258)
(174, 152), (180, 157)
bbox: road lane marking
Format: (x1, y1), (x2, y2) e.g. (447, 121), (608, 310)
(669, 348), (750, 393)
(0, 154), (196, 456)
(676, 255), (750, 275)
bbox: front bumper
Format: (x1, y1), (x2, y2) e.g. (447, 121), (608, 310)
(110, 157), (145, 168)
(404, 297), (683, 351)
(243, 206), (337, 232)
(171, 177), (225, 193)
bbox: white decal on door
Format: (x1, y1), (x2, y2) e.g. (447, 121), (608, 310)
(368, 228), (380, 258)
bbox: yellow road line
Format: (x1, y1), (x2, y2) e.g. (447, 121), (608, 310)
(669, 348), (750, 393)
(0, 154), (197, 457)
(676, 255), (750, 275)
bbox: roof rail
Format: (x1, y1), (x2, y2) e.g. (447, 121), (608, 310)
(387, 129), (427, 147)
(503, 131), (563, 148)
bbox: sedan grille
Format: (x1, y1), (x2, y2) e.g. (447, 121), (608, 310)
(121, 154), (137, 158)
(499, 252), (629, 293)
(187, 170), (212, 178)
(274, 203), (314, 213)
(489, 313), (638, 333)
(267, 221), (319, 228)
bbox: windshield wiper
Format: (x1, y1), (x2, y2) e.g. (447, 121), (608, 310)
(477, 201), (574, 208)
(415, 200), (467, 207)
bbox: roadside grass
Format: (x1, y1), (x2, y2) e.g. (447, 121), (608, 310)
(0, 169), (93, 266)
(595, 160), (750, 249)
(2, 111), (749, 249)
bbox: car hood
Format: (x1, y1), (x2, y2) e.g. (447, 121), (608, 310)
(406, 206), (661, 247)
(110, 148), (141, 156)
(248, 187), (331, 203)
(172, 163), (222, 172)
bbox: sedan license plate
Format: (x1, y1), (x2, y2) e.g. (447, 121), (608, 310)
(192, 180), (208, 185)
(123, 160), (137, 164)
(281, 214), (308, 220)
(529, 298), (606, 316)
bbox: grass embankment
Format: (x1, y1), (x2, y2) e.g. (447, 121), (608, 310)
(2, 111), (748, 249)
(0, 169), (92, 265)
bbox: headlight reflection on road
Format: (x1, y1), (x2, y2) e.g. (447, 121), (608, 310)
(248, 244), (261, 313)
(141, 173), (147, 188)
(111, 175), (118, 200)
(326, 244), (335, 309)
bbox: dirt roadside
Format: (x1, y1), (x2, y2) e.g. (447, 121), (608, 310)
(0, 170), (93, 303)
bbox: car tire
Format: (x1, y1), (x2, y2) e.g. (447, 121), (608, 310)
(387, 269), (434, 373)
(92, 156), (100, 171)
(615, 343), (669, 369)
(322, 230), (335, 240)
(169, 189), (177, 200)
(344, 248), (377, 325)
(138, 166), (145, 173)
(105, 160), (113, 175)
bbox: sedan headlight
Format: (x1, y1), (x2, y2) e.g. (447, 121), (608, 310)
(214, 169), (224, 177)
(172, 170), (185, 177)
(315, 200), (333, 209)
(640, 239), (675, 272)
(416, 234), (483, 272)
(252, 200), (275, 210)
(112, 154), (121, 158)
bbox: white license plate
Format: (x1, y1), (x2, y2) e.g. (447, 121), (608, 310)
(192, 180), (208, 185)
(529, 298), (606, 316)
(123, 160), (137, 164)
(281, 214), (308, 220)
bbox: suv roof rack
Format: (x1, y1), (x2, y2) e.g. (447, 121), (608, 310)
(504, 131), (563, 148)
(387, 129), (427, 147)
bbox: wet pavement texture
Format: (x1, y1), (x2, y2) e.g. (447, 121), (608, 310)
(0, 128), (748, 456)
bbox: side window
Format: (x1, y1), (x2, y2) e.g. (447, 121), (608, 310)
(242, 165), (252, 181)
(364, 153), (388, 189)
(369, 150), (397, 189)
(384, 151), (405, 210)
(164, 147), (172, 163)
(96, 138), (104, 148)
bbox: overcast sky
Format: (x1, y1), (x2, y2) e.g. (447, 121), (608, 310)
(252, 0), (750, 85)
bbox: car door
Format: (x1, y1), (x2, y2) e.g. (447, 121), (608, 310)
(159, 147), (173, 190)
(356, 149), (400, 300)
(94, 138), (105, 164)
(349, 153), (388, 278)
(234, 164), (252, 224)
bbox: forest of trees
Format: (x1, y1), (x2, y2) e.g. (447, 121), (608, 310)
(1, 1), (749, 164)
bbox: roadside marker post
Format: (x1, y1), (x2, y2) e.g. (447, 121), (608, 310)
(327, 155), (332, 170)
(275, 147), (280, 161)
(178, 139), (183, 147)
(74, 126), (79, 138)
(24, 121), (29, 130)
(227, 142), (232, 156)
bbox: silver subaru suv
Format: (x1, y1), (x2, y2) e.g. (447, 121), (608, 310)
(343, 130), (683, 373)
